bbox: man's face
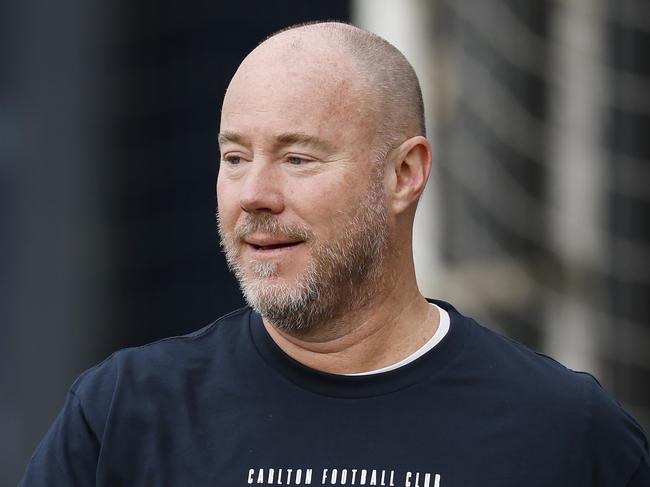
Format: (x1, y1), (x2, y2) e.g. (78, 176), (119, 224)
(217, 37), (390, 332)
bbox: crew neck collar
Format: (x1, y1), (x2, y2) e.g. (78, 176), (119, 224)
(248, 299), (471, 398)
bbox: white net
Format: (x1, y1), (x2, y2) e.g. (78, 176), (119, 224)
(356, 0), (650, 431)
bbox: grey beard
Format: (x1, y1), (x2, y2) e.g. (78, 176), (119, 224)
(217, 174), (389, 334)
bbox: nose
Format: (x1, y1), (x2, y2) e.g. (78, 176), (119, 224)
(239, 160), (284, 214)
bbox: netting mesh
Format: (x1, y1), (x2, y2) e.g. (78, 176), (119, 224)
(416, 0), (650, 429)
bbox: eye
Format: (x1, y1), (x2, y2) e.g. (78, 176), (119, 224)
(223, 155), (242, 165)
(287, 156), (307, 165)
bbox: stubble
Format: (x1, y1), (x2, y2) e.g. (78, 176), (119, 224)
(218, 170), (389, 334)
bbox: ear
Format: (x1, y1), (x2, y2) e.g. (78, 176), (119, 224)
(387, 136), (432, 215)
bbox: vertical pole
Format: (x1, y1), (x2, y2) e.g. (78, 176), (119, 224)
(353, 0), (443, 297)
(545, 0), (606, 375)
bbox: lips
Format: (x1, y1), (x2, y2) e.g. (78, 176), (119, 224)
(250, 241), (301, 251)
(243, 235), (305, 252)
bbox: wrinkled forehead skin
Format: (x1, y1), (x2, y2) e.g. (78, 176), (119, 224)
(221, 29), (377, 156)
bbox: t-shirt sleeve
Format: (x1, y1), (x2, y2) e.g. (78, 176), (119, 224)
(19, 352), (119, 486)
(625, 454), (650, 487)
(583, 373), (650, 486)
(18, 390), (100, 486)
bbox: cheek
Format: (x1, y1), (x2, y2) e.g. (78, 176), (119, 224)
(216, 180), (239, 229)
(290, 183), (360, 233)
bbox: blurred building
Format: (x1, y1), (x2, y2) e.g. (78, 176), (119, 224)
(356, 0), (650, 432)
(2, 0), (648, 484)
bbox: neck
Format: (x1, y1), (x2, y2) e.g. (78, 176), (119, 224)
(262, 262), (437, 375)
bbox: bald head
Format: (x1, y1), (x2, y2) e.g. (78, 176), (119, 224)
(227, 21), (425, 162)
(218, 22), (432, 333)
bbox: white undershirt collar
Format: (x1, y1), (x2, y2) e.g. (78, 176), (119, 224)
(346, 303), (450, 376)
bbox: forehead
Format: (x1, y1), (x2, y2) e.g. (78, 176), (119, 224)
(220, 35), (374, 147)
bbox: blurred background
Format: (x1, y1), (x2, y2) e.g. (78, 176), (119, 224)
(2, 0), (648, 483)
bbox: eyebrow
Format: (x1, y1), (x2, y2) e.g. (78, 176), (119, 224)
(274, 132), (333, 152)
(217, 131), (247, 148)
(218, 131), (333, 153)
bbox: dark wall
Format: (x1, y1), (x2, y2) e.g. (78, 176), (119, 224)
(109, 1), (351, 350)
(2, 2), (350, 484)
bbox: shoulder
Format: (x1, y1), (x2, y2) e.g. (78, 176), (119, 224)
(447, 304), (649, 479)
(459, 310), (602, 400)
(439, 302), (596, 398)
(69, 307), (252, 434)
(74, 306), (250, 385)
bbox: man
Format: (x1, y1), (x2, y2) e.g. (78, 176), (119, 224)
(21, 21), (649, 486)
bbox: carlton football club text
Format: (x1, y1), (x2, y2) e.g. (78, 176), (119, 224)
(247, 468), (442, 486)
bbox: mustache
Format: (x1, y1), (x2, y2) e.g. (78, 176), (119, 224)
(233, 214), (312, 242)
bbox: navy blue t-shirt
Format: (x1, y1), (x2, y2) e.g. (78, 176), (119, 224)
(20, 301), (650, 486)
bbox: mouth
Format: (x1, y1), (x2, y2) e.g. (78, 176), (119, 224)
(242, 234), (306, 255)
(248, 241), (302, 251)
